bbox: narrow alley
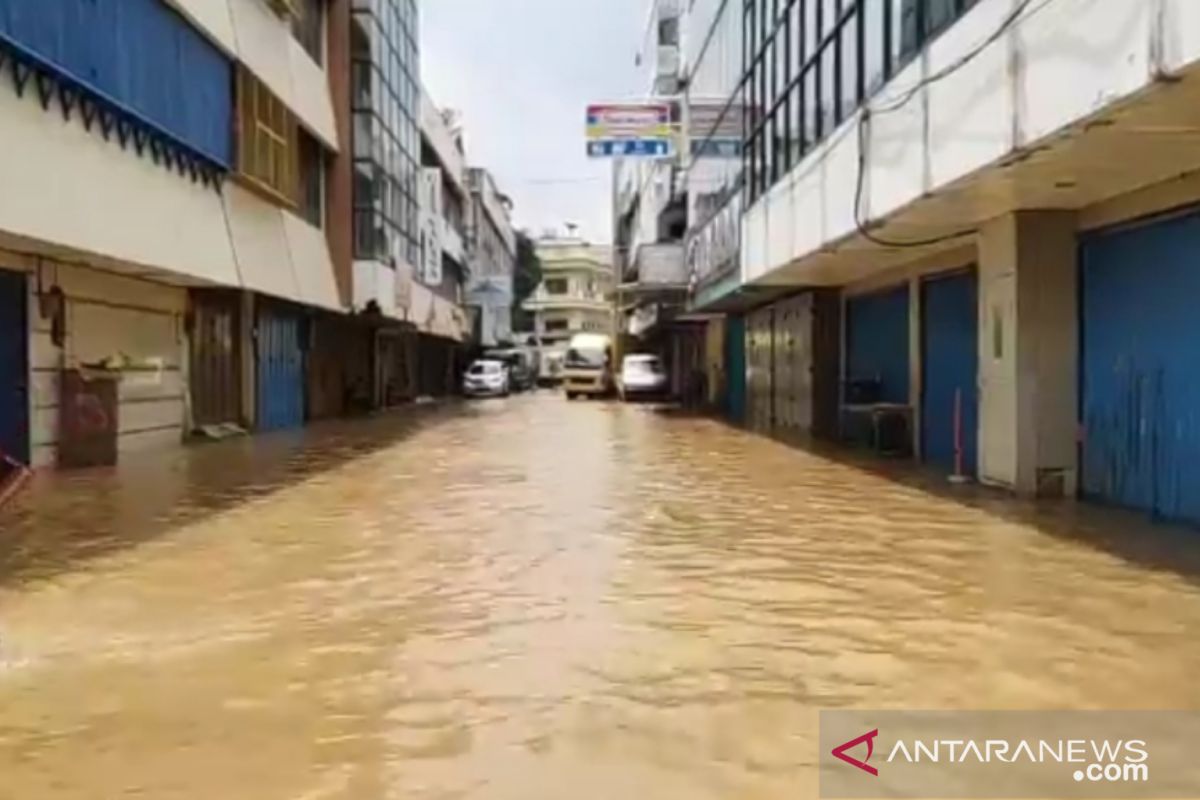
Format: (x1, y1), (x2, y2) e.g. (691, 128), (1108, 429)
(2, 395), (1199, 799)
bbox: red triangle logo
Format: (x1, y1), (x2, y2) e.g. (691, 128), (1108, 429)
(832, 729), (880, 776)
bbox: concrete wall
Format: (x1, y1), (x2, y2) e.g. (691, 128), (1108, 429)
(223, 184), (341, 312)
(0, 88), (239, 289)
(420, 90), (467, 197)
(0, 80), (340, 313)
(5, 255), (188, 468)
(977, 211), (1078, 496)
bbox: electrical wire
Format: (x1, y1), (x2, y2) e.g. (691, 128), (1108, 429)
(852, 0), (1053, 249)
(518, 176), (608, 185)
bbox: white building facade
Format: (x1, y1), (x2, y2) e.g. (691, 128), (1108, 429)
(526, 239), (615, 363)
(465, 168), (517, 347)
(682, 0), (1200, 525)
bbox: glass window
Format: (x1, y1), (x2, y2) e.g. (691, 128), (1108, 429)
(292, 0), (324, 64)
(864, 0), (887, 94)
(897, 0), (921, 63)
(352, 112), (375, 159)
(297, 130), (325, 227)
(659, 17), (680, 47)
(926, 0), (958, 36)
(351, 0), (420, 266)
(788, 81), (803, 165)
(840, 11), (859, 119)
(742, 0), (980, 204)
(803, 66), (819, 148)
(235, 67), (296, 204)
(805, 0), (818, 59)
(822, 0), (839, 38)
(820, 45), (837, 134)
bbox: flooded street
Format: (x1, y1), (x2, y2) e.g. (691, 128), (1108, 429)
(2, 393), (1200, 799)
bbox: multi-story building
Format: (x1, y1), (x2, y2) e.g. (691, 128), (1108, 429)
(343, 0), (421, 322)
(465, 168), (517, 347)
(614, 0), (706, 398)
(0, 0), (511, 472)
(526, 238), (614, 375)
(408, 88), (471, 396)
(679, 0), (1200, 526)
(0, 0), (346, 468)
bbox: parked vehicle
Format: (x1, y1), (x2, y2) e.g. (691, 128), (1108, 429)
(562, 333), (613, 400)
(483, 348), (536, 391)
(462, 359), (510, 398)
(618, 353), (668, 401)
(538, 350), (566, 387)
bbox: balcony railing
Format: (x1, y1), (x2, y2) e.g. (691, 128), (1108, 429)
(527, 289), (609, 305)
(626, 242), (687, 289)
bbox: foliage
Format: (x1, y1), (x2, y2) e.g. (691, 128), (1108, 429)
(512, 231), (542, 332)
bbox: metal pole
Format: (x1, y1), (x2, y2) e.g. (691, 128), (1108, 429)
(611, 158), (624, 368)
(949, 386), (969, 484)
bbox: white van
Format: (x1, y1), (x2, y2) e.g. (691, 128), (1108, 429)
(561, 333), (613, 399)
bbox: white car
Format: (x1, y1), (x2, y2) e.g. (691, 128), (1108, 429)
(618, 354), (668, 401)
(463, 359), (510, 397)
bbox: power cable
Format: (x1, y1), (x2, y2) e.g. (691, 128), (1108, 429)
(852, 0), (1053, 249)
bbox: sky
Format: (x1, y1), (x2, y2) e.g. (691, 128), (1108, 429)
(421, 0), (649, 244)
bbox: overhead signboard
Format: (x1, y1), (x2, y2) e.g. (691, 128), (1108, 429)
(586, 102), (675, 159)
(691, 138), (742, 158)
(688, 100), (745, 159)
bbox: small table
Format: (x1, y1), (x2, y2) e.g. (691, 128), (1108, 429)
(841, 403), (913, 456)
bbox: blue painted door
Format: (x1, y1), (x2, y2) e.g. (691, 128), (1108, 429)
(256, 307), (305, 432)
(921, 271), (978, 475)
(1081, 209), (1200, 523)
(0, 269), (29, 464)
(846, 285), (910, 403)
(725, 315), (747, 424)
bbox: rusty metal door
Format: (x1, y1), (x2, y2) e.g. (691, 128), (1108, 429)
(0, 269), (29, 464)
(747, 306), (774, 432)
(189, 291), (241, 428)
(773, 294), (814, 436)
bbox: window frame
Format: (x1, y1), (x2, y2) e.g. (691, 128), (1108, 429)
(740, 0), (981, 205)
(235, 67), (299, 207)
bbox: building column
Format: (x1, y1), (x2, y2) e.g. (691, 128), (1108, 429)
(977, 211), (1078, 497)
(907, 274), (923, 460)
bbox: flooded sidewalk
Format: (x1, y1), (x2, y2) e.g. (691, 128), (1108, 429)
(2, 394), (1200, 799)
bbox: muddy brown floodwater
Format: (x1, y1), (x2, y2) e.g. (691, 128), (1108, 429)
(2, 394), (1200, 799)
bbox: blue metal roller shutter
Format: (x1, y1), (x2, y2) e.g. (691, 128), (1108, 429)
(256, 307), (305, 432)
(1081, 208), (1200, 524)
(921, 270), (979, 475)
(846, 284), (910, 404)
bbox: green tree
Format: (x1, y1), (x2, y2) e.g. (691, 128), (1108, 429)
(511, 231), (542, 333)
